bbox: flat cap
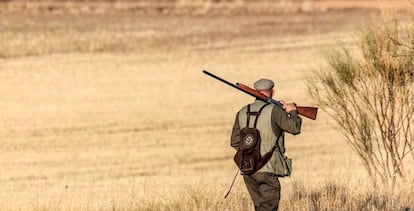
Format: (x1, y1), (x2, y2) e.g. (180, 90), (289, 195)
(254, 79), (274, 91)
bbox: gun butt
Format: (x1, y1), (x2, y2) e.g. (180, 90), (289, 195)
(297, 106), (318, 120)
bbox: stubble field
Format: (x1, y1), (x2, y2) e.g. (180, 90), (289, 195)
(1, 1), (414, 210)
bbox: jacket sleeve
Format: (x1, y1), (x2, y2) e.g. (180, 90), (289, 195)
(271, 105), (302, 135)
(230, 111), (240, 150)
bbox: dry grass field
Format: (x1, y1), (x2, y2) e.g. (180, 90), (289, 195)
(1, 0), (414, 210)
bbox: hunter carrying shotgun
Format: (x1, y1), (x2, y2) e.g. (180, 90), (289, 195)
(203, 70), (317, 211)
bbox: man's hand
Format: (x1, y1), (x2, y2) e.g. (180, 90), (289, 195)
(280, 100), (297, 113)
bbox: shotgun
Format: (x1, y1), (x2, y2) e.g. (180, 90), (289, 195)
(203, 70), (318, 120)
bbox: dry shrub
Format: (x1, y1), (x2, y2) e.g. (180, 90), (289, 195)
(307, 13), (414, 188)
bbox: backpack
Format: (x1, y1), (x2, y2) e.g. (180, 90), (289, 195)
(233, 103), (276, 175)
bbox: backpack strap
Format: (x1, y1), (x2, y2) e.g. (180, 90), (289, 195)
(255, 132), (283, 170)
(253, 104), (270, 128)
(246, 103), (270, 128)
(246, 104), (251, 128)
(272, 132), (283, 153)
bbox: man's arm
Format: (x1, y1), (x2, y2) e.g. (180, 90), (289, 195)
(271, 105), (302, 135)
(230, 111), (240, 150)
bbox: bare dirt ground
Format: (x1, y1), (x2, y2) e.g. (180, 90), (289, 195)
(0, 0), (412, 15)
(0, 0), (413, 210)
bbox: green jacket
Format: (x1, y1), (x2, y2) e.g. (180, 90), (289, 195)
(230, 100), (302, 175)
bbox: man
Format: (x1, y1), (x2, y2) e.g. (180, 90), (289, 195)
(230, 78), (302, 211)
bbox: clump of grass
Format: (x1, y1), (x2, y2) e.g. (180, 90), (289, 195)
(288, 181), (348, 210)
(286, 180), (414, 210)
(135, 183), (253, 211)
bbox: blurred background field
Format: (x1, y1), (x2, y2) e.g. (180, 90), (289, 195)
(0, 0), (413, 210)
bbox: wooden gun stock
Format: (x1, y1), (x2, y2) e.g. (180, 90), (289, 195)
(237, 83), (318, 120)
(296, 106), (318, 120)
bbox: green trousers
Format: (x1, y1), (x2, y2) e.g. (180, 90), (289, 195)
(243, 172), (281, 211)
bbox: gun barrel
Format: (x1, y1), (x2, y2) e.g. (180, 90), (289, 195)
(203, 70), (263, 100)
(203, 70), (239, 90)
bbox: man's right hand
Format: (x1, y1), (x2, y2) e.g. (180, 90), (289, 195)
(280, 100), (297, 113)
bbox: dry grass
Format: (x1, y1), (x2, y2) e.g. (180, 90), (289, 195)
(136, 181), (414, 210)
(0, 1), (413, 210)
